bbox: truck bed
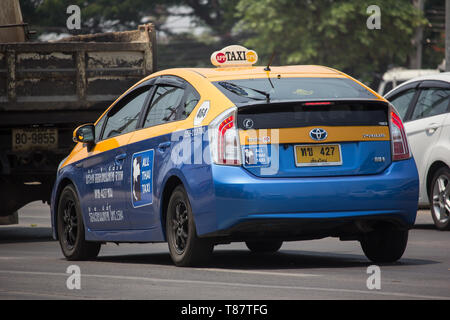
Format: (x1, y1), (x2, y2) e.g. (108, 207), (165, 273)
(0, 24), (156, 125)
(0, 24), (156, 218)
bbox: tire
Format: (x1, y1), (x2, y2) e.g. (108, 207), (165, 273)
(360, 227), (408, 263)
(57, 185), (101, 260)
(429, 167), (450, 230)
(245, 240), (283, 253)
(166, 185), (213, 267)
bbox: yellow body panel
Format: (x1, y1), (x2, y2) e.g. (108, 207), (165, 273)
(188, 65), (338, 79)
(127, 118), (191, 145)
(62, 132), (135, 168)
(240, 126), (390, 145)
(60, 65), (387, 169)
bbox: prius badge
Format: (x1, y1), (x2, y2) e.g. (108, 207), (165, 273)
(309, 128), (328, 141)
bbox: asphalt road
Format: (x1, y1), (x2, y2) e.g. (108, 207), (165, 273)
(0, 202), (449, 300)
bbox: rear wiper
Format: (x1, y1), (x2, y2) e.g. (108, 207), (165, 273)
(219, 81), (271, 103)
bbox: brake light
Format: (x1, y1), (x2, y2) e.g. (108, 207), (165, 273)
(390, 107), (411, 161)
(303, 102), (333, 106)
(209, 107), (241, 165)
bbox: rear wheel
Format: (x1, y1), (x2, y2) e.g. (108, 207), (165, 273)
(166, 185), (213, 266)
(245, 240), (283, 253)
(360, 227), (408, 263)
(430, 167), (450, 230)
(57, 185), (101, 260)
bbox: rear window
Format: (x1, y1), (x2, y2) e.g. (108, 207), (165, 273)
(213, 77), (376, 104)
(237, 101), (388, 129)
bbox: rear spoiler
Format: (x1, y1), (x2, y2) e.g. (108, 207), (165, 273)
(235, 98), (389, 110)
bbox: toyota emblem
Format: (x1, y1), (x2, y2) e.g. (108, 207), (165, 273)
(309, 128), (328, 141)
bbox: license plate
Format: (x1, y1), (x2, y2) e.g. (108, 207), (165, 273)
(12, 128), (58, 152)
(295, 144), (342, 166)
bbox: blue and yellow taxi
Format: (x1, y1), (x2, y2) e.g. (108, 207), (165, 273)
(51, 46), (419, 266)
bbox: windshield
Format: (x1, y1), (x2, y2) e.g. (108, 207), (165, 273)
(213, 77), (376, 103)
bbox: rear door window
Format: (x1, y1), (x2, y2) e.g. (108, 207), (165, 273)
(143, 85), (185, 128)
(181, 84), (201, 119)
(411, 88), (450, 121)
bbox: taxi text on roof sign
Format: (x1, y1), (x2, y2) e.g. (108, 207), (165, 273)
(210, 45), (258, 67)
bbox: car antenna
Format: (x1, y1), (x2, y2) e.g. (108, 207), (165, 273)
(264, 52), (276, 101)
(264, 51), (276, 72)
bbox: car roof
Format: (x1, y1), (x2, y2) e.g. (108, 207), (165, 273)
(399, 72), (450, 86)
(382, 68), (440, 82)
(144, 65), (385, 101)
(186, 65), (342, 80)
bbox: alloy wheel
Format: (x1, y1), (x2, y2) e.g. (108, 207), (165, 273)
(171, 200), (189, 254)
(62, 199), (78, 250)
(432, 174), (450, 224)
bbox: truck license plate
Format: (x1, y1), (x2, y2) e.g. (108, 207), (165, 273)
(12, 128), (58, 152)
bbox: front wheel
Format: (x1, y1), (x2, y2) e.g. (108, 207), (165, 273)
(57, 185), (101, 260)
(430, 167), (450, 230)
(166, 185), (213, 267)
(360, 227), (408, 263)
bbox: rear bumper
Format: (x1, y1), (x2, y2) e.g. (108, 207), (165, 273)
(199, 158), (419, 238)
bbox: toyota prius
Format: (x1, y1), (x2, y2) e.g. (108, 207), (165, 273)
(51, 46), (419, 266)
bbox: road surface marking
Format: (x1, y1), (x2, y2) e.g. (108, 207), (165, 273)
(0, 289), (96, 300)
(196, 268), (318, 278)
(0, 269), (448, 300)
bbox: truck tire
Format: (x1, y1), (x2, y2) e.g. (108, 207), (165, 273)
(429, 167), (450, 230)
(245, 241), (283, 253)
(166, 185), (213, 267)
(57, 184), (101, 260)
(0, 211), (18, 225)
(360, 227), (408, 263)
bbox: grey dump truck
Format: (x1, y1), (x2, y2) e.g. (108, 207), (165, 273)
(0, 24), (156, 224)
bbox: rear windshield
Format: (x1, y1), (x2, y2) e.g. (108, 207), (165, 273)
(237, 102), (388, 129)
(213, 77), (376, 103)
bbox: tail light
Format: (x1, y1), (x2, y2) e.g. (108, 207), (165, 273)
(209, 107), (241, 165)
(389, 105), (411, 161)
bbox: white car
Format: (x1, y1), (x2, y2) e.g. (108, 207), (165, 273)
(385, 73), (450, 230)
(378, 68), (440, 95)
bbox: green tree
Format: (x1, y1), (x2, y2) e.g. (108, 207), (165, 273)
(21, 0), (177, 33)
(20, 0), (239, 40)
(236, 0), (427, 85)
(184, 0), (240, 42)
(20, 0), (430, 83)
(19, 0), (242, 68)
(422, 0), (446, 69)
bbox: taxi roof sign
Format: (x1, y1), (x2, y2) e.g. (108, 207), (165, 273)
(211, 45), (258, 67)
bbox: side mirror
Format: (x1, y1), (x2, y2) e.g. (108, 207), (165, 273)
(73, 124), (95, 145)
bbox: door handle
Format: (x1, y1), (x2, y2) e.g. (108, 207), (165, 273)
(426, 123), (439, 134)
(114, 153), (127, 165)
(157, 141), (171, 152)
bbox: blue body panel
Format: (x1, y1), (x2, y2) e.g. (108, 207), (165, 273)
(79, 146), (131, 231)
(51, 128), (215, 242)
(242, 141), (392, 177)
(51, 127), (419, 243)
(205, 158), (418, 235)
